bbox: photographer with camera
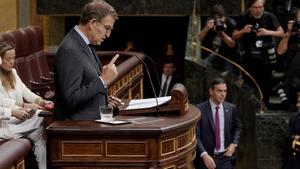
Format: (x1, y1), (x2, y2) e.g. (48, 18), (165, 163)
(284, 93), (300, 169)
(232, 0), (285, 108)
(198, 4), (238, 75)
(277, 9), (300, 111)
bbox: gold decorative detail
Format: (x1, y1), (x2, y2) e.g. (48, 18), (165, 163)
(108, 63), (143, 99)
(106, 141), (147, 157)
(163, 165), (176, 169)
(177, 130), (193, 151)
(160, 138), (176, 156)
(61, 140), (102, 157)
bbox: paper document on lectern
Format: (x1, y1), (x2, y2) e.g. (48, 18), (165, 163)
(125, 96), (171, 110)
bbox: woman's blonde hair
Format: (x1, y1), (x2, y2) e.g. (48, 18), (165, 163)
(0, 41), (16, 90)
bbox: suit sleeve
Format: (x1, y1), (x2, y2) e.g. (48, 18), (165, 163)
(196, 118), (207, 154)
(196, 104), (207, 154)
(231, 106), (242, 146)
(55, 47), (106, 109)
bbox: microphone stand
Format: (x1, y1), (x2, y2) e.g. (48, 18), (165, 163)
(134, 55), (160, 116)
(143, 53), (161, 88)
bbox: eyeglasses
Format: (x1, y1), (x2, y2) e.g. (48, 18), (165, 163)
(97, 21), (113, 32)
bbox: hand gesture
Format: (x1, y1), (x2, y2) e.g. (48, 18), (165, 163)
(101, 54), (119, 85)
(107, 96), (122, 108)
(243, 24), (252, 34)
(287, 20), (295, 35)
(12, 108), (31, 120)
(23, 102), (44, 110)
(256, 28), (269, 36)
(202, 154), (216, 169)
(224, 143), (236, 157)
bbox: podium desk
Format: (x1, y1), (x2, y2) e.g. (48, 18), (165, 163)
(47, 105), (200, 169)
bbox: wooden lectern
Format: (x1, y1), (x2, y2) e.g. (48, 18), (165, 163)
(45, 51), (201, 169)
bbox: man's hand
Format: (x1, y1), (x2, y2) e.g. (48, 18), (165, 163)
(256, 28), (270, 36)
(287, 20), (295, 36)
(12, 108), (31, 120)
(101, 54), (119, 85)
(242, 24), (252, 34)
(107, 96), (122, 108)
(202, 154), (216, 169)
(224, 143), (236, 157)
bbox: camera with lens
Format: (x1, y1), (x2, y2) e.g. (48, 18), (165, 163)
(272, 81), (288, 104)
(250, 23), (260, 33)
(215, 19), (225, 32)
(292, 20), (300, 33)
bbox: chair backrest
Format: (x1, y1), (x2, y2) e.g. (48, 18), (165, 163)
(0, 31), (15, 45)
(14, 57), (32, 88)
(11, 30), (28, 58)
(31, 26), (44, 51)
(25, 54), (42, 83)
(36, 51), (52, 78)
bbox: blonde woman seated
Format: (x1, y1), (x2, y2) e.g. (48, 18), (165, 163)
(0, 41), (53, 169)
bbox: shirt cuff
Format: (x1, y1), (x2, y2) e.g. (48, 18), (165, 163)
(99, 76), (107, 88)
(2, 108), (12, 120)
(200, 151), (208, 157)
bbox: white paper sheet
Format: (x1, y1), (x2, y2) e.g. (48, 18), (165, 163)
(125, 96), (171, 110)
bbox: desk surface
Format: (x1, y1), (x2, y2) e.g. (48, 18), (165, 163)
(47, 105), (200, 136)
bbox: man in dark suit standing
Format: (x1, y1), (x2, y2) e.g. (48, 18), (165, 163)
(54, 0), (121, 120)
(194, 78), (241, 169)
(158, 60), (178, 97)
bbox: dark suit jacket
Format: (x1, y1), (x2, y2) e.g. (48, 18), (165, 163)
(155, 75), (178, 97)
(194, 100), (241, 168)
(54, 28), (107, 120)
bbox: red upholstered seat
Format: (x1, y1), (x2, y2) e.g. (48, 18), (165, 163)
(15, 57), (32, 88)
(0, 31), (15, 45)
(11, 30), (28, 58)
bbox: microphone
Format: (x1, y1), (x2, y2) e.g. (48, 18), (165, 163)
(142, 53), (161, 88)
(134, 55), (160, 115)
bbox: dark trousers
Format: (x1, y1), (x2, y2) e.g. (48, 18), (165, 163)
(214, 154), (234, 169)
(194, 154), (235, 169)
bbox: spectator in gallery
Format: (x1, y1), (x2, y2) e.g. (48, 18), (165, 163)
(284, 93), (300, 169)
(232, 0), (285, 108)
(198, 4), (238, 74)
(276, 8), (300, 111)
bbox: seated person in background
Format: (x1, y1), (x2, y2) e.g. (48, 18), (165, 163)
(198, 4), (237, 74)
(284, 93), (300, 169)
(0, 41), (53, 169)
(158, 60), (178, 97)
(277, 8), (300, 111)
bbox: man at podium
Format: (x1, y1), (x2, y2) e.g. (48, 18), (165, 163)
(54, 0), (121, 120)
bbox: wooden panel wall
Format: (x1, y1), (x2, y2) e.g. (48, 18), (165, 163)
(0, 0), (18, 32)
